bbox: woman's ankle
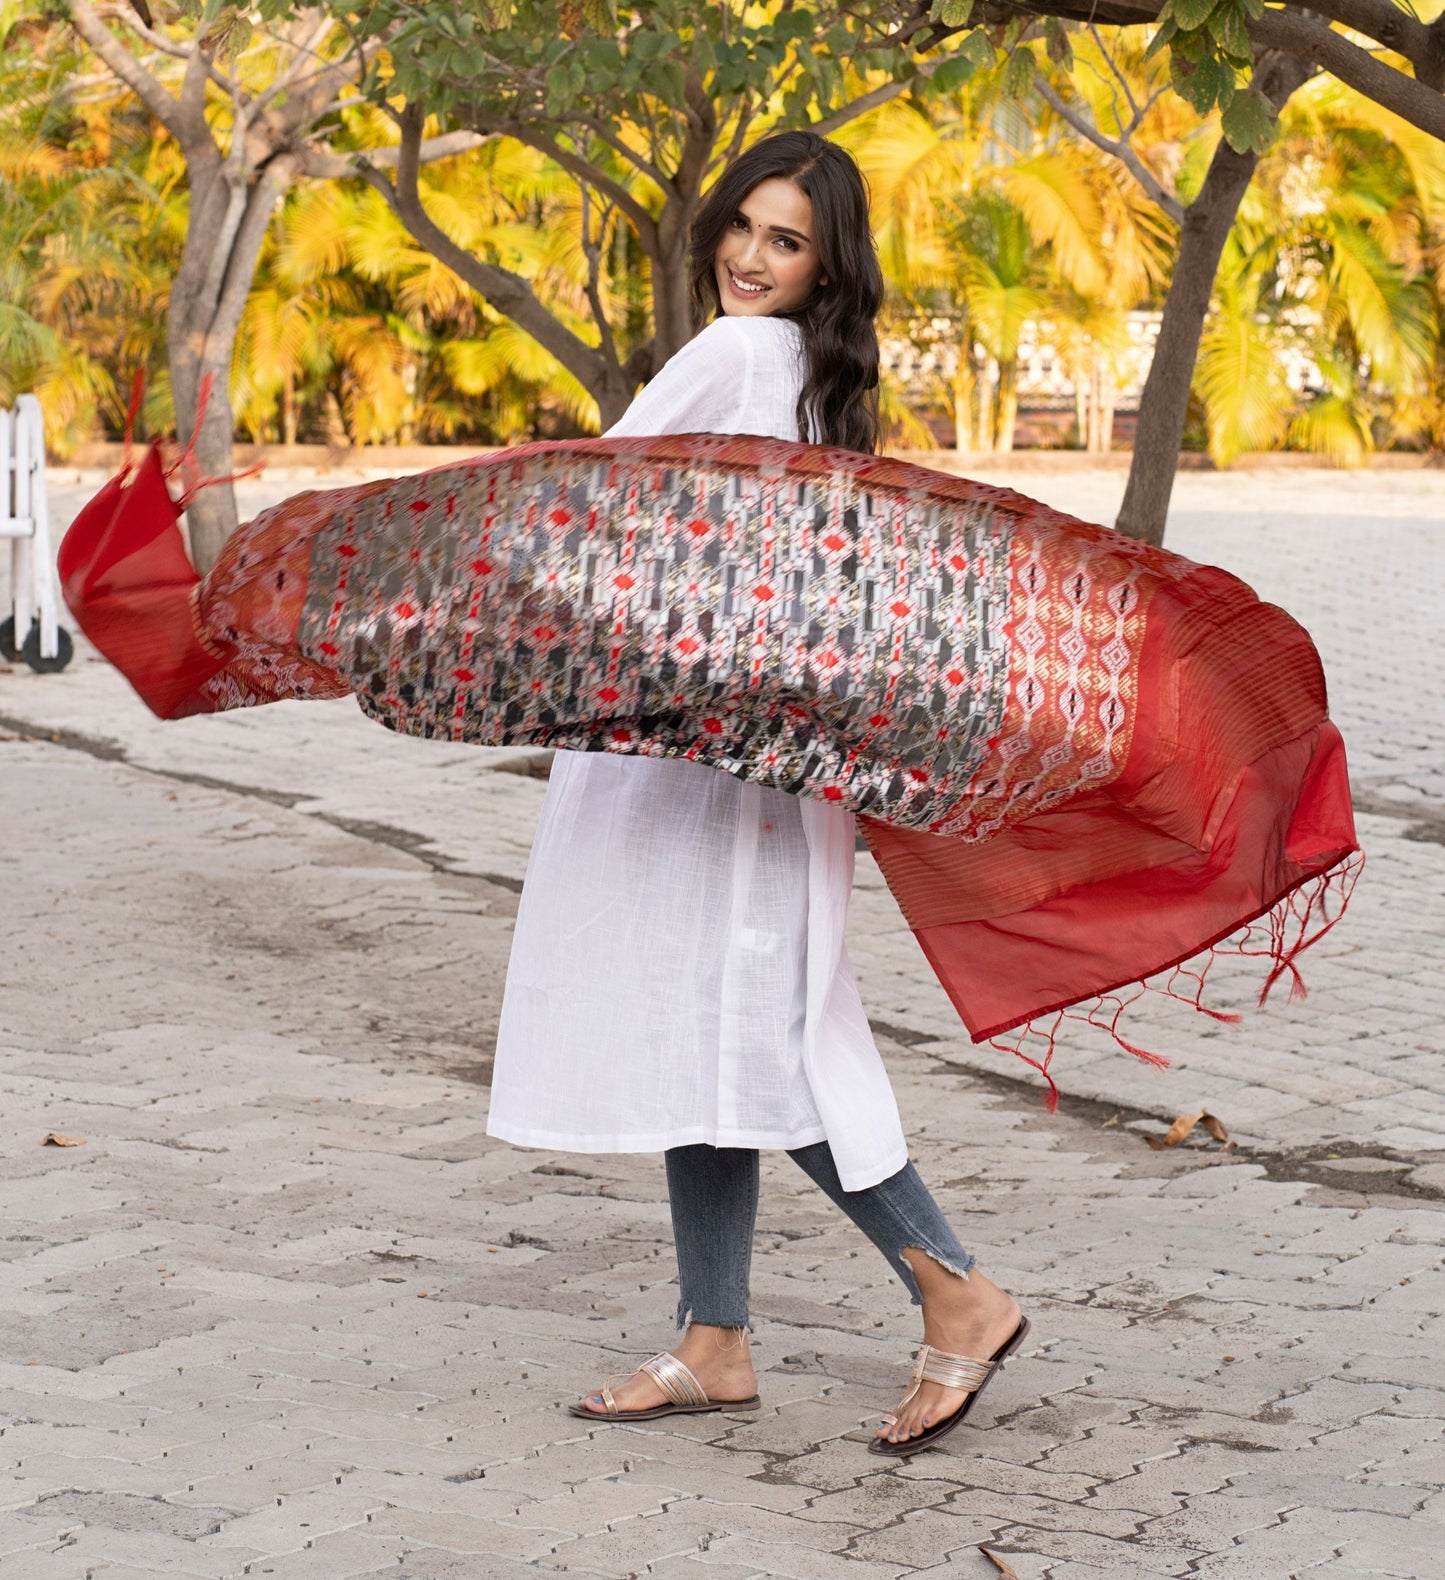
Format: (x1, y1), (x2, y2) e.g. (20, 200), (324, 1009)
(676, 1322), (753, 1369)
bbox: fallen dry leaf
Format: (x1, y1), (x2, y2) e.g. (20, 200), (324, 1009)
(1198, 1112), (1230, 1144)
(980, 1550), (1021, 1579)
(1147, 1110), (1231, 1151)
(41, 1132), (85, 1147)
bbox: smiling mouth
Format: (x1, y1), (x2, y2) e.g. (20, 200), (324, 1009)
(727, 271), (769, 297)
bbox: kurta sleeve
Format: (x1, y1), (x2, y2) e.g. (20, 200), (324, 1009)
(605, 319), (760, 438)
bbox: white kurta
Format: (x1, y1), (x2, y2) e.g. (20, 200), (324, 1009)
(485, 316), (908, 1191)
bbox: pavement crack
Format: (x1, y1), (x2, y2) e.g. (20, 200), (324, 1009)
(1349, 786), (1445, 846)
(0, 710), (528, 890)
(919, 1056), (1445, 1202)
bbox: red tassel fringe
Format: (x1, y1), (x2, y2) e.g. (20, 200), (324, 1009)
(989, 851), (1365, 1107)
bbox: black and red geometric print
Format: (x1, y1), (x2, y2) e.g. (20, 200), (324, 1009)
(297, 438), (1012, 829)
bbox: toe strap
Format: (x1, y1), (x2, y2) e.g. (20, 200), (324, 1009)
(913, 1342), (995, 1393)
(639, 1351), (710, 1408)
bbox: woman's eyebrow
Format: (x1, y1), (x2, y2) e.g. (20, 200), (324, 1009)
(742, 219), (812, 242)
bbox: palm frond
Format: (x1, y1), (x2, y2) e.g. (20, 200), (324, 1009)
(1288, 392), (1373, 466)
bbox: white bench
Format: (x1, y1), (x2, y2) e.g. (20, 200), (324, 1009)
(0, 394), (72, 672)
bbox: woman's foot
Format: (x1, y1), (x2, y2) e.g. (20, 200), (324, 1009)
(876, 1256), (1022, 1446)
(576, 1322), (758, 1416)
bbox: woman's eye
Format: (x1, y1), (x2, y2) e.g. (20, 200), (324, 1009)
(776, 237), (798, 251)
(729, 215), (749, 230)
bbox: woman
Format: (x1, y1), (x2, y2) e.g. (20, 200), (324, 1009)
(486, 131), (1027, 1455)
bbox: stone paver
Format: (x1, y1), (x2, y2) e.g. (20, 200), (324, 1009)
(1, 465), (1442, 1577)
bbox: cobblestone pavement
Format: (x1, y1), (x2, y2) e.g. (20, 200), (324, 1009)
(2, 467), (1443, 1578)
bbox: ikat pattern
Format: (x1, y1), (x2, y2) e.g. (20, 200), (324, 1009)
(931, 518), (1169, 842)
(295, 439), (1012, 827)
(195, 482), (356, 713)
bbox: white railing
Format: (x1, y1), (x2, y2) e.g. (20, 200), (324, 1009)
(0, 394), (72, 671)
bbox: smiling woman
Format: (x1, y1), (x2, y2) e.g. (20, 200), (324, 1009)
(57, 129), (1358, 1464)
(713, 179), (827, 314)
(686, 132), (883, 455)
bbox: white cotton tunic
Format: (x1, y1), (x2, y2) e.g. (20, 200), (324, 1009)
(485, 315), (908, 1191)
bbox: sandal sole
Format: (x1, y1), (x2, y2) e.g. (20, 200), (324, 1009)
(566, 1394), (762, 1422)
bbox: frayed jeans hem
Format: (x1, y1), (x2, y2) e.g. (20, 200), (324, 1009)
(674, 1299), (753, 1333)
(896, 1242), (976, 1305)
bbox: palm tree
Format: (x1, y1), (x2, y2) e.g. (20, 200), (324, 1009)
(0, 34), (176, 453)
(1192, 74), (1444, 466)
(844, 51), (1173, 454)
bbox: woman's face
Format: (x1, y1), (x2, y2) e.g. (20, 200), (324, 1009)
(713, 177), (826, 317)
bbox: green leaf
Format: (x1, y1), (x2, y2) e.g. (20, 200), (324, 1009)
(1220, 86), (1278, 153)
(928, 54), (977, 95)
(1174, 28), (1205, 63)
(1208, 1), (1251, 62)
(1171, 0), (1218, 28)
(958, 26), (996, 71)
(1044, 17), (1074, 70)
(1002, 46), (1035, 98)
(931, 0), (975, 26)
(1170, 49), (1233, 114)
(1143, 16), (1179, 61)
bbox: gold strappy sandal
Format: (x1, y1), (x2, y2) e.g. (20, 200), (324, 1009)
(567, 1350), (762, 1422)
(869, 1314), (1031, 1457)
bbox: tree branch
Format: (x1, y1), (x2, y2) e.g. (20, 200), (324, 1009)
(976, 0), (1445, 133)
(65, 0), (186, 141)
(361, 108), (613, 391)
(459, 113), (659, 248)
(580, 117), (672, 192)
(248, 13), (365, 121)
(579, 185), (620, 369)
(300, 128), (486, 179)
(1247, 6), (1445, 140)
(95, 2), (188, 58)
(100, 0), (247, 99)
(1033, 75), (1184, 221)
(812, 75), (913, 135)
(1089, 20), (1141, 123)
(1282, 0), (1429, 61)
(202, 155), (298, 372)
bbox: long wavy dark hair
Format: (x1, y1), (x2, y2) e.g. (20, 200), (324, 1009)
(688, 131), (883, 454)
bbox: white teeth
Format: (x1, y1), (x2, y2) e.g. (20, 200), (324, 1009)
(730, 273), (767, 294)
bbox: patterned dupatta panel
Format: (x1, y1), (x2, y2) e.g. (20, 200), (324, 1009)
(61, 435), (1360, 1087)
(197, 435), (1175, 841)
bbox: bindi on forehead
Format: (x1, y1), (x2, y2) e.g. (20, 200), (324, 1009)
(739, 181), (815, 243)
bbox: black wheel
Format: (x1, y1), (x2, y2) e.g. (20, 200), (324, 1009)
(0, 615), (16, 661)
(21, 622), (73, 674)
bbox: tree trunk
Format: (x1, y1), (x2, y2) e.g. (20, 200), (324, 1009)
(650, 217), (697, 374)
(594, 365), (639, 431)
(977, 358), (995, 451)
(951, 359), (974, 452)
(996, 361), (1018, 453)
(1094, 350), (1117, 453)
(1115, 51), (1312, 546)
(169, 159), (297, 570)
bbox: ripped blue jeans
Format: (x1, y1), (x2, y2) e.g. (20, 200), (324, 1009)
(665, 1141), (975, 1329)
